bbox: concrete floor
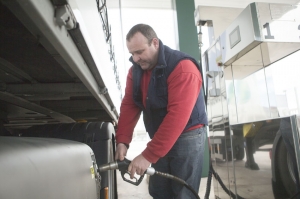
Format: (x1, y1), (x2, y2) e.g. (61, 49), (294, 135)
(116, 134), (214, 199)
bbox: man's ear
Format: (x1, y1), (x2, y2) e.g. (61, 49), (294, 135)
(152, 38), (159, 49)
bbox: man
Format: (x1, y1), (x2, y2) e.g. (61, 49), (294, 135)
(115, 24), (208, 199)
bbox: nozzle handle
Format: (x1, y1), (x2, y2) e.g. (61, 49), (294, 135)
(117, 158), (131, 171)
(118, 158), (145, 186)
(121, 170), (145, 186)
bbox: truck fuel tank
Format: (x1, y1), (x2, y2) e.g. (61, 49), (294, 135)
(0, 137), (100, 199)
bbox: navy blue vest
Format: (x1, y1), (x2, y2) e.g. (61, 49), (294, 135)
(131, 40), (208, 138)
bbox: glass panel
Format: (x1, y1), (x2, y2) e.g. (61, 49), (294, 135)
(231, 45), (264, 77)
(207, 46), (216, 93)
(295, 115), (300, 182)
(208, 41), (223, 118)
(233, 68), (271, 123)
(261, 43), (300, 67)
(201, 52), (208, 96)
(224, 65), (238, 124)
(265, 50), (300, 117)
(228, 118), (282, 199)
(211, 120), (233, 199)
(210, 41), (237, 199)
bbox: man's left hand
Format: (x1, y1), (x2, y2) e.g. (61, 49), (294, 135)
(128, 154), (151, 179)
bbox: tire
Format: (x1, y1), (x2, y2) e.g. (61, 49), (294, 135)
(235, 145), (245, 160)
(107, 140), (116, 199)
(98, 123), (117, 199)
(277, 138), (297, 196)
(226, 149), (233, 161)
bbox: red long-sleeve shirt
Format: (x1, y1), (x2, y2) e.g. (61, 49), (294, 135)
(116, 59), (203, 163)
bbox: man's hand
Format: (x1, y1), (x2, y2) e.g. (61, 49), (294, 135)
(115, 143), (128, 161)
(128, 154), (151, 179)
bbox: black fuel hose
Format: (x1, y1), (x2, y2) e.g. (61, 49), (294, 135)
(210, 164), (245, 199)
(204, 149), (245, 199)
(154, 170), (200, 199)
(99, 159), (201, 198)
(290, 191), (300, 199)
(204, 163), (213, 199)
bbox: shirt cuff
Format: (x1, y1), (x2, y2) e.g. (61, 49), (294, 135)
(117, 142), (129, 149)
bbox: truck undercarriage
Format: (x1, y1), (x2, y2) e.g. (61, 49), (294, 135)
(0, 0), (120, 198)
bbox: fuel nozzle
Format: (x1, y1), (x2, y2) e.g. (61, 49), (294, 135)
(98, 158), (130, 172)
(98, 158), (155, 186)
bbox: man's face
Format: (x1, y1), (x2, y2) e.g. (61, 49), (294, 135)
(126, 32), (159, 70)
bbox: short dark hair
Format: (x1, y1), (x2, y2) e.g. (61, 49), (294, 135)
(126, 24), (158, 45)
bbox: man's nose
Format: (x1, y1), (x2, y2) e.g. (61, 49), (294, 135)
(132, 54), (140, 62)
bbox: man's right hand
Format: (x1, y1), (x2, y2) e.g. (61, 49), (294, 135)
(115, 143), (128, 161)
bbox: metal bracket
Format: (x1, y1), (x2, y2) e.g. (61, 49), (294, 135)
(99, 87), (108, 95)
(51, 0), (68, 6)
(209, 88), (221, 97)
(111, 106), (116, 112)
(206, 71), (224, 78)
(55, 5), (76, 30)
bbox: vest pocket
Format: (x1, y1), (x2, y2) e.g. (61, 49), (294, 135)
(151, 108), (167, 117)
(156, 87), (167, 96)
(153, 86), (168, 108)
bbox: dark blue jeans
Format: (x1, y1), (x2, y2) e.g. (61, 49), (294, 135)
(148, 126), (206, 199)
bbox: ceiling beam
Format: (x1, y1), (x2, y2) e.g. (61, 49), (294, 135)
(0, 91), (74, 123)
(3, 83), (89, 94)
(40, 99), (103, 111)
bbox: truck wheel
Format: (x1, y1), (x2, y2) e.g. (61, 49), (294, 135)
(235, 145), (245, 160)
(277, 138), (296, 196)
(225, 149), (233, 161)
(106, 140), (116, 199)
